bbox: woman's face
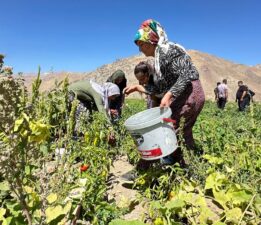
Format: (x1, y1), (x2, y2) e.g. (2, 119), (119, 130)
(115, 77), (124, 85)
(136, 41), (156, 57)
(135, 72), (149, 85)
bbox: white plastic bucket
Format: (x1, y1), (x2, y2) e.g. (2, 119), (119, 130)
(124, 107), (178, 160)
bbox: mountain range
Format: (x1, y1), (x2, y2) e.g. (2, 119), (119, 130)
(22, 50), (261, 101)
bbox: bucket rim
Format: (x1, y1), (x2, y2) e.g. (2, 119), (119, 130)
(124, 107), (172, 130)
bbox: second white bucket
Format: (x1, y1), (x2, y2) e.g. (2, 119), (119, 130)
(124, 107), (178, 161)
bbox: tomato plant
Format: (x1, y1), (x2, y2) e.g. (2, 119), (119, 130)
(0, 56), (260, 224)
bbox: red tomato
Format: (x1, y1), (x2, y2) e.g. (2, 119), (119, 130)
(80, 164), (89, 172)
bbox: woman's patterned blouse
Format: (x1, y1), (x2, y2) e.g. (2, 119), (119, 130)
(145, 44), (199, 98)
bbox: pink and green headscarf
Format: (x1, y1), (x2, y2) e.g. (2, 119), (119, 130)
(134, 19), (170, 78)
(135, 19), (186, 78)
(134, 19), (168, 45)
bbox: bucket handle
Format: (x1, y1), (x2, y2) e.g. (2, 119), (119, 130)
(162, 118), (176, 124)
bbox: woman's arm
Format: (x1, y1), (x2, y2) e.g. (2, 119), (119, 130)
(160, 91), (173, 107)
(123, 84), (146, 95)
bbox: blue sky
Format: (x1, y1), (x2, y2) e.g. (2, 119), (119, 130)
(1, 0), (260, 73)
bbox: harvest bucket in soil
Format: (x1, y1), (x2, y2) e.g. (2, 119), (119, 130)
(124, 107), (178, 160)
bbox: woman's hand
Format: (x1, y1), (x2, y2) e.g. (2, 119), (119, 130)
(123, 85), (136, 95)
(123, 85), (146, 96)
(160, 92), (173, 108)
(110, 109), (118, 116)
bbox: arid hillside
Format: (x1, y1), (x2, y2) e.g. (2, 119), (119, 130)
(23, 50), (261, 101)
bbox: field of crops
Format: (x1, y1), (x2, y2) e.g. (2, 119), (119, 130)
(0, 71), (260, 225)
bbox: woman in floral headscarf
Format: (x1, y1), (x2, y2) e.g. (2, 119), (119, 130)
(124, 19), (205, 154)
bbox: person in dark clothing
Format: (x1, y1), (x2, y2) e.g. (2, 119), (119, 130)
(236, 81), (249, 111)
(214, 82), (221, 106)
(245, 85), (255, 105)
(106, 70), (127, 120)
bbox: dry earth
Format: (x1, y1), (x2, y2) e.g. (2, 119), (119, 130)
(107, 155), (148, 221)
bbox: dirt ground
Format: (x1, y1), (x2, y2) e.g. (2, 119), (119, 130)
(107, 155), (147, 221)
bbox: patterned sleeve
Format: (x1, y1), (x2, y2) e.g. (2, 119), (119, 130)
(169, 51), (199, 98)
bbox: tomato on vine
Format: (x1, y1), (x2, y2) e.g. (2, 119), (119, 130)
(80, 164), (89, 172)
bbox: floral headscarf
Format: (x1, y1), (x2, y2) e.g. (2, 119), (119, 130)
(135, 19), (185, 78)
(134, 19), (168, 46)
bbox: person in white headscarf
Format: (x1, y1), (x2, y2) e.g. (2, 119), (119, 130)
(68, 80), (120, 122)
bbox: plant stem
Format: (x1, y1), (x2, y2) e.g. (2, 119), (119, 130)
(238, 193), (256, 225)
(9, 176), (32, 225)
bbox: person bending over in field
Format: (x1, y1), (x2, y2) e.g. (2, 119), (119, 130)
(106, 70), (127, 121)
(124, 19), (205, 168)
(68, 79), (120, 133)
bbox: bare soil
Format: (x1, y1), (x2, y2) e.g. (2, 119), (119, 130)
(107, 155), (147, 221)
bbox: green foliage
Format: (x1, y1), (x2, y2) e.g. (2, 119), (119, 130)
(0, 61), (260, 225)
(0, 75), (26, 133)
(122, 100), (261, 225)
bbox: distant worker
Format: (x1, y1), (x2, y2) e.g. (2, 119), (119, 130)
(106, 70), (127, 120)
(245, 85), (255, 104)
(0, 54), (4, 68)
(214, 82), (221, 106)
(236, 81), (249, 111)
(217, 79), (228, 109)
(68, 80), (120, 133)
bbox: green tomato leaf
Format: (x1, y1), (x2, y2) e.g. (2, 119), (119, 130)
(227, 190), (252, 206)
(225, 208), (242, 223)
(45, 205), (64, 224)
(150, 201), (162, 209)
(165, 199), (185, 211)
(0, 208), (6, 220)
(46, 193), (58, 204)
(203, 154), (224, 165)
(33, 209), (41, 219)
(14, 118), (24, 132)
(2, 217), (13, 225)
(199, 206), (217, 224)
(63, 201), (72, 214)
(205, 172), (227, 191)
(213, 189), (229, 210)
(0, 181), (9, 191)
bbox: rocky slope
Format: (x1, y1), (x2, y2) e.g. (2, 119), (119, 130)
(23, 50), (261, 101)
